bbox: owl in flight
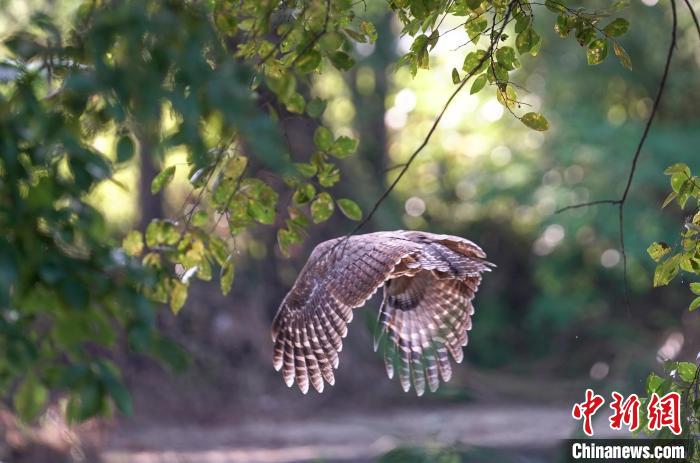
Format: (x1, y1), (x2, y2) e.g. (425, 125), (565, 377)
(272, 231), (493, 396)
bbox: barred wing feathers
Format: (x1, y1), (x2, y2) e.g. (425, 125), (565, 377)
(271, 231), (492, 395)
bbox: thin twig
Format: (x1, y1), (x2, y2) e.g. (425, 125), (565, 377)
(683, 0), (700, 39)
(555, 199), (620, 214)
(347, 1), (518, 237)
(557, 0), (678, 310)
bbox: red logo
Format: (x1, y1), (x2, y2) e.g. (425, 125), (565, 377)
(609, 392), (640, 432)
(572, 390), (682, 436)
(647, 392), (682, 435)
(572, 388), (606, 436)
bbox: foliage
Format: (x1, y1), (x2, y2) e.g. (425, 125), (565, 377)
(643, 163), (700, 450)
(647, 163), (700, 302)
(0, 74), (186, 422)
(391, 0), (632, 130)
(0, 0), (654, 423)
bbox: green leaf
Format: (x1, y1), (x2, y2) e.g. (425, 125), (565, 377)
(314, 126), (333, 151)
(329, 136), (358, 158)
(653, 254), (681, 287)
(278, 227), (302, 257)
(520, 112), (549, 131)
(191, 210), (208, 227)
(293, 183), (316, 205)
(337, 198), (362, 221)
(516, 26), (540, 55)
(306, 98), (327, 118)
(170, 280), (187, 314)
(220, 256), (235, 295)
(603, 18), (630, 37)
(451, 68), (460, 84)
(285, 93), (305, 114)
(587, 39), (609, 65)
(223, 156), (248, 179)
(122, 231), (144, 257)
(496, 85), (517, 109)
(665, 163), (691, 176)
(545, 0), (566, 12)
(647, 242), (671, 262)
(646, 372), (665, 395)
(360, 20), (378, 43)
(495, 46), (519, 70)
(462, 50), (488, 75)
(691, 282), (700, 295)
(116, 136), (135, 163)
(330, 51), (355, 71)
(661, 191), (677, 209)
(317, 163), (340, 187)
(151, 166), (176, 194)
(470, 74), (487, 94)
(14, 375), (48, 421)
(294, 162), (317, 178)
(676, 362), (697, 382)
(145, 220), (180, 247)
(296, 50), (322, 73)
(690, 297), (700, 311)
(465, 16), (488, 44)
(310, 192), (334, 223)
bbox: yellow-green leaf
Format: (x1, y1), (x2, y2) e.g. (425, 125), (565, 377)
(470, 74), (487, 94)
(170, 280), (188, 314)
(310, 192), (334, 223)
(603, 18), (629, 37)
(337, 198), (362, 221)
(587, 39), (609, 65)
(613, 42), (632, 70)
(690, 296), (700, 311)
(520, 112), (549, 131)
(122, 230), (144, 257)
(647, 242), (671, 262)
(151, 166), (176, 194)
(220, 256), (235, 295)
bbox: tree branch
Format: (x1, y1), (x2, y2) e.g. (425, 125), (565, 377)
(347, 1), (518, 237)
(683, 0), (700, 40)
(556, 0), (678, 307)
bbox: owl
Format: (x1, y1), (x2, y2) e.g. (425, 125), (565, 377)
(272, 231), (493, 396)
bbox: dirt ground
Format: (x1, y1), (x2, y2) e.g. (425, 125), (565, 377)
(100, 403), (583, 463)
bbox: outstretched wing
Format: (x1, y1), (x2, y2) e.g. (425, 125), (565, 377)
(271, 234), (421, 393)
(375, 234), (492, 396)
(376, 272), (482, 396)
(271, 231), (492, 395)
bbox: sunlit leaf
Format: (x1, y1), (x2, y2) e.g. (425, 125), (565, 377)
(647, 242), (671, 262)
(306, 98), (327, 118)
(690, 297), (700, 312)
(337, 198), (362, 221)
(220, 256), (235, 295)
(470, 74), (487, 94)
(520, 112), (549, 131)
(314, 126), (333, 151)
(310, 192), (334, 223)
(329, 136), (358, 158)
(151, 166), (176, 194)
(122, 231), (144, 257)
(603, 18), (630, 37)
(170, 280), (187, 314)
(587, 39), (609, 65)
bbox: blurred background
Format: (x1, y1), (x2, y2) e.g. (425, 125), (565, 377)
(1, 0), (700, 462)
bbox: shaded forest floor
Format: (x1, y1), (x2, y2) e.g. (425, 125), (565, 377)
(101, 403), (579, 463)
